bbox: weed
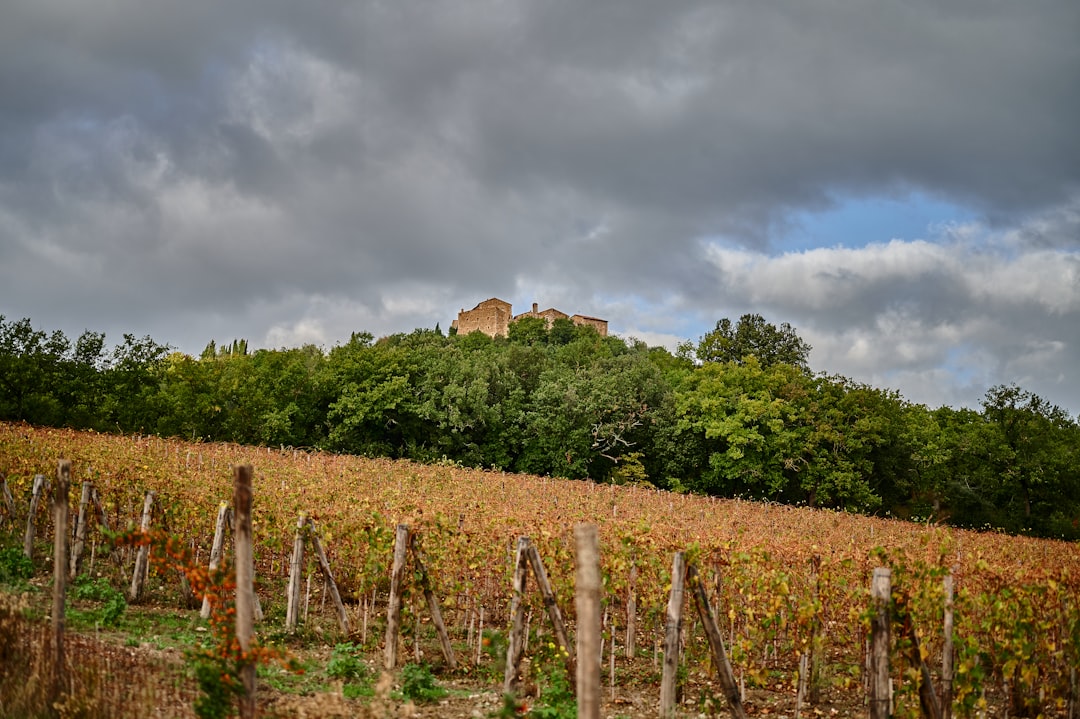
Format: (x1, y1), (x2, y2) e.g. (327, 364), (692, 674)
(399, 662), (447, 703)
(528, 641), (576, 719)
(326, 642), (369, 682)
(191, 653), (242, 719)
(0, 546), (33, 586)
(71, 576), (127, 627)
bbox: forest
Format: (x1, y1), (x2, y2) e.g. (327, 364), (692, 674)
(1, 312), (1077, 539)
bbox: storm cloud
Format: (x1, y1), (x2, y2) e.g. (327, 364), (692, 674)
(1, 0), (1078, 413)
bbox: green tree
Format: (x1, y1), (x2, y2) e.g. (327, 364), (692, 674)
(980, 385), (1078, 534)
(697, 313), (812, 369)
(101, 333), (170, 432)
(521, 352), (668, 481)
(674, 358), (802, 498)
(0, 316), (70, 424)
(507, 316), (549, 346)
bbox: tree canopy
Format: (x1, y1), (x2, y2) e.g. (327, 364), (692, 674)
(1, 313), (1076, 539)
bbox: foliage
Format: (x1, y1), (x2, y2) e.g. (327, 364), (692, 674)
(109, 527), (300, 719)
(528, 641), (576, 719)
(71, 576), (127, 626)
(696, 313), (812, 369)
(0, 313), (1078, 538)
(2, 426), (1079, 714)
(398, 662), (447, 703)
(326, 642), (370, 682)
(0, 546), (33, 585)
(191, 653), (243, 719)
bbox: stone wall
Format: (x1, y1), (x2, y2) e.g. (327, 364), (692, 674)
(453, 298), (608, 338)
(451, 298), (512, 337)
(570, 314), (609, 337)
(512, 302), (569, 328)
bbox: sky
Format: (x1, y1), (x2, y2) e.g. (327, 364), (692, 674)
(1, 0), (1078, 416)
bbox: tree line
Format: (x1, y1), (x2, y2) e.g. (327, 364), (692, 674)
(1, 313), (1077, 539)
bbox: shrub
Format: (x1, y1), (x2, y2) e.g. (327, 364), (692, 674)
(0, 547), (33, 585)
(326, 643), (369, 682)
(399, 663), (447, 703)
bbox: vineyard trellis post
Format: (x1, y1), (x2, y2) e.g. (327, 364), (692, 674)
(659, 551), (686, 719)
(870, 567), (892, 719)
(525, 542), (576, 688)
(942, 574), (954, 719)
(385, 523), (410, 670)
(201, 501), (232, 620)
(1, 471), (16, 526)
(626, 562), (637, 659)
(307, 518), (350, 636)
(504, 536), (531, 695)
(233, 465), (256, 719)
(575, 523), (601, 719)
(23, 473), (47, 560)
(686, 562), (747, 719)
(898, 593), (941, 719)
(809, 554), (823, 704)
(409, 532), (456, 669)
(52, 459), (71, 711)
(69, 480), (92, 580)
(285, 512), (306, 632)
(129, 490), (156, 602)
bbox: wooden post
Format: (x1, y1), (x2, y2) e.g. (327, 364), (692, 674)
(69, 481), (92, 580)
(233, 465), (256, 719)
(808, 555), (823, 704)
(896, 591), (941, 719)
(687, 562), (747, 719)
(90, 487), (110, 533)
(129, 491), (155, 602)
(1, 471), (15, 525)
(659, 552), (686, 718)
(201, 502), (231, 619)
(626, 562), (637, 659)
(795, 653), (809, 719)
(476, 606), (485, 667)
(285, 512), (306, 632)
(504, 536), (530, 695)
(870, 568), (892, 719)
(942, 574), (954, 719)
(385, 524), (410, 671)
(23, 474), (47, 560)
(307, 519), (351, 636)
(526, 543), (576, 685)
(410, 533), (456, 669)
(574, 523), (601, 719)
(52, 460), (71, 708)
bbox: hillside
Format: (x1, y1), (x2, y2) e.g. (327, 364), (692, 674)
(1, 422), (1078, 717)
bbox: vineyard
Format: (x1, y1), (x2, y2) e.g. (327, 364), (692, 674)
(1, 421), (1079, 718)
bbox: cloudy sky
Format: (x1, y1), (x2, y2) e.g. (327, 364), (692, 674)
(2, 0), (1078, 415)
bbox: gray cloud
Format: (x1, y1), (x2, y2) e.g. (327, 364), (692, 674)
(1, 0), (1078, 414)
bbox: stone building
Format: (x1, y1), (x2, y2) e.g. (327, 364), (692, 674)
(450, 297), (512, 337)
(513, 303), (568, 327)
(451, 298), (608, 338)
